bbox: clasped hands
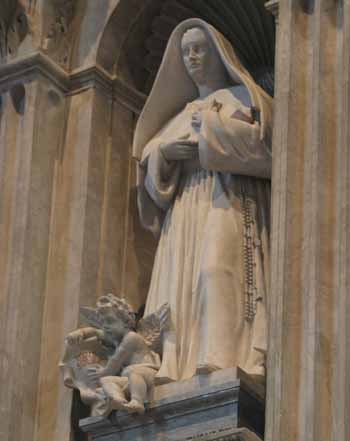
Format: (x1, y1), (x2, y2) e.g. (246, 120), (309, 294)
(160, 111), (202, 162)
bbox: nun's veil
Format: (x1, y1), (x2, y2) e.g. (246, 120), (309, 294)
(133, 18), (272, 161)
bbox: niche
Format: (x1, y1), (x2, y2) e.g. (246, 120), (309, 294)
(10, 83), (25, 115)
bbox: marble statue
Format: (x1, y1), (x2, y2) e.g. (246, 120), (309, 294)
(133, 19), (273, 383)
(60, 294), (170, 415)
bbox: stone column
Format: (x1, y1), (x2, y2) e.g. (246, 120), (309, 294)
(265, 1), (350, 440)
(0, 75), (67, 441)
(0, 64), (107, 441)
(34, 82), (114, 441)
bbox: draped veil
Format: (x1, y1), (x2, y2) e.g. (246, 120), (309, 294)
(133, 19), (272, 236)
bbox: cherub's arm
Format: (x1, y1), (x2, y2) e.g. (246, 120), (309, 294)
(86, 331), (142, 381)
(104, 332), (142, 375)
(67, 327), (104, 345)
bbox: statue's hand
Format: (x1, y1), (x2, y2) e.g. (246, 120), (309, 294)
(67, 329), (85, 345)
(160, 138), (198, 161)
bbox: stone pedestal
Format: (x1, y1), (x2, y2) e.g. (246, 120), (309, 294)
(80, 369), (263, 441)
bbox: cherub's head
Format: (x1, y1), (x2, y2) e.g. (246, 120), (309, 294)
(97, 294), (136, 342)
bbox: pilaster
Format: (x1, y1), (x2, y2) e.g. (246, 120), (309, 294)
(0, 75), (66, 441)
(266, 1), (350, 440)
(0, 46), (145, 441)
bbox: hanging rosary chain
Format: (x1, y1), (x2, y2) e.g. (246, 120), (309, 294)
(242, 195), (258, 322)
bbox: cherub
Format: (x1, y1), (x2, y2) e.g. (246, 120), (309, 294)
(64, 294), (170, 415)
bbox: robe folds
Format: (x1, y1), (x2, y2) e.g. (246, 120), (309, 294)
(137, 88), (271, 383)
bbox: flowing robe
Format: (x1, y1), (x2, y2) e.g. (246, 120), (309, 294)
(138, 87), (271, 383)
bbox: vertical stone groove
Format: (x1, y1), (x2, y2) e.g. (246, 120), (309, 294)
(266, 0), (295, 439)
(267, 0), (349, 439)
(267, 0), (348, 440)
(332, 1), (350, 440)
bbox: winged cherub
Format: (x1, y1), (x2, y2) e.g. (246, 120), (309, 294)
(62, 294), (170, 415)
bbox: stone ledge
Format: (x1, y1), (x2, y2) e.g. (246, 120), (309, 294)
(185, 427), (262, 441)
(80, 368), (264, 441)
(0, 52), (69, 93)
(81, 422), (261, 441)
(0, 51), (146, 113)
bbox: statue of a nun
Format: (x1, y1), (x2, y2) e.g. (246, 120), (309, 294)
(133, 19), (272, 383)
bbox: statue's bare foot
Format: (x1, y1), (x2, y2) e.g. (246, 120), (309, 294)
(110, 397), (128, 411)
(196, 364), (219, 375)
(124, 399), (145, 414)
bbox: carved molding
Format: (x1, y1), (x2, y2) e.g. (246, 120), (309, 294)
(172, 427), (261, 441)
(79, 382), (240, 439)
(79, 417), (258, 441)
(0, 51), (146, 114)
(0, 0), (30, 59)
(114, 78), (146, 115)
(108, 385), (239, 428)
(0, 51), (69, 92)
(265, 1), (317, 26)
(185, 428), (244, 441)
(265, 0), (279, 21)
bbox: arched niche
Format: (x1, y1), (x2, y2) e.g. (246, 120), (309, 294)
(66, 2), (275, 436)
(91, 0), (276, 313)
(97, 0), (163, 77)
(98, 0), (276, 96)
(91, 0), (276, 310)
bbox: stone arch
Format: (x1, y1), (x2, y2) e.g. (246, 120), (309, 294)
(86, 4), (275, 439)
(96, 0), (162, 76)
(97, 0), (276, 95)
(87, 0), (276, 314)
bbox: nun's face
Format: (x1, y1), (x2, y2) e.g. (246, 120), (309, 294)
(181, 28), (214, 85)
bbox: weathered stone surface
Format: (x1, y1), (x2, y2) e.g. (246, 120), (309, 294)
(1, 2), (349, 441)
(61, 296), (170, 417)
(0, 0), (31, 60)
(79, 368), (265, 441)
(133, 19), (272, 385)
(265, 1), (350, 441)
(0, 4), (270, 441)
(80, 368), (263, 441)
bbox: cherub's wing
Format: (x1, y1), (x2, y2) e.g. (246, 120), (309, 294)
(137, 303), (170, 353)
(80, 306), (104, 329)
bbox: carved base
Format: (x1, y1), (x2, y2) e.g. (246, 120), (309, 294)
(80, 368), (264, 441)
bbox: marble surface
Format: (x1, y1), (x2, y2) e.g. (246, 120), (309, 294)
(265, 1), (350, 441)
(134, 19), (272, 384)
(80, 368), (263, 441)
(61, 295), (170, 417)
(1, 2), (349, 441)
(80, 369), (263, 441)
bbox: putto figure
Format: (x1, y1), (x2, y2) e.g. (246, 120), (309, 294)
(60, 294), (169, 416)
(133, 18), (272, 383)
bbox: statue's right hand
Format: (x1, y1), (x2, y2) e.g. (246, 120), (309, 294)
(160, 139), (198, 162)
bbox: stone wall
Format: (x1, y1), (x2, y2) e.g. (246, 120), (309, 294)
(0, 3), (154, 441)
(1, 1), (349, 441)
